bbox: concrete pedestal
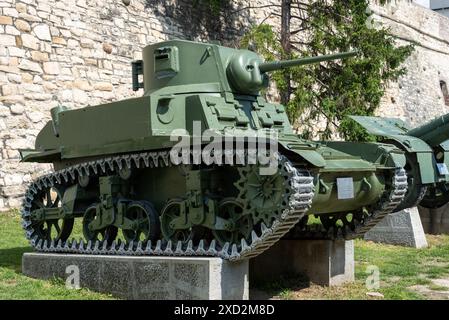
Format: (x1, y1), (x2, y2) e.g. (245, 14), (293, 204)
(249, 240), (354, 286)
(419, 203), (449, 235)
(364, 207), (428, 248)
(22, 253), (249, 300)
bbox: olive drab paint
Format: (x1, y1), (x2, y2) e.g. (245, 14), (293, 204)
(18, 40), (449, 259)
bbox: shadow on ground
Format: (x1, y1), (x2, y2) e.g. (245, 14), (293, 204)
(250, 273), (311, 300)
(0, 246), (33, 273)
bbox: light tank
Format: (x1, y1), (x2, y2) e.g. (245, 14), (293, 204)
(18, 39), (448, 260)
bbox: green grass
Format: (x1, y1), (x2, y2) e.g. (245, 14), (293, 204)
(0, 210), (115, 299)
(355, 236), (449, 299)
(2, 210), (449, 300)
(252, 236), (449, 300)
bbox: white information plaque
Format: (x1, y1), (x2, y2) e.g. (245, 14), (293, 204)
(337, 177), (354, 200)
(437, 163), (449, 175)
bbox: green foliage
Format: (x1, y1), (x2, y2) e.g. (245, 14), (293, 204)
(192, 0), (222, 15)
(241, 0), (414, 141)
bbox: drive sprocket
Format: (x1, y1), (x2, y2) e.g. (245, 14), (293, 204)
(235, 155), (295, 226)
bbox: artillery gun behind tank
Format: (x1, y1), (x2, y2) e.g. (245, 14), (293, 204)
(18, 39), (448, 260)
(350, 115), (449, 210)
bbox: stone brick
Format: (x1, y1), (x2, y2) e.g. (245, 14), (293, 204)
(52, 37), (66, 45)
(0, 34), (16, 46)
(73, 79), (93, 91)
(14, 19), (31, 32)
(8, 47), (25, 57)
(84, 58), (97, 66)
(72, 89), (88, 104)
(21, 83), (43, 93)
(0, 15), (12, 25)
(67, 39), (79, 48)
(2, 8), (18, 18)
(94, 82), (113, 91)
(15, 3), (27, 13)
(18, 12), (41, 22)
(24, 93), (52, 101)
(43, 61), (60, 74)
(102, 43), (113, 54)
(27, 111), (44, 123)
(4, 174), (23, 186)
(80, 38), (95, 48)
(0, 95), (24, 104)
(10, 104), (24, 115)
(10, 57), (18, 66)
(18, 59), (43, 73)
(0, 105), (10, 117)
(0, 65), (19, 74)
(37, 2), (51, 13)
(31, 51), (49, 62)
(21, 34), (39, 50)
(43, 82), (57, 90)
(7, 73), (21, 83)
(33, 75), (43, 84)
(33, 24), (52, 41)
(1, 84), (17, 95)
(21, 73), (33, 83)
(5, 25), (20, 35)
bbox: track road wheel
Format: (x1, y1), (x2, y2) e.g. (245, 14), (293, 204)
(82, 204), (118, 245)
(212, 198), (253, 246)
(31, 186), (74, 242)
(160, 198), (204, 244)
(122, 201), (160, 242)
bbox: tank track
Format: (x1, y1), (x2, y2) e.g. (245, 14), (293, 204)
(407, 185), (428, 210)
(21, 150), (315, 261)
(288, 167), (408, 240)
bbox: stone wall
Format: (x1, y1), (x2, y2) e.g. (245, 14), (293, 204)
(1, 0), (449, 211)
(371, 1), (449, 125)
(0, 0), (280, 210)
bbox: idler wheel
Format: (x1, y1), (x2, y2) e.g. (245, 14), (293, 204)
(82, 204), (118, 244)
(31, 186), (74, 242)
(212, 198), (253, 246)
(122, 201), (160, 242)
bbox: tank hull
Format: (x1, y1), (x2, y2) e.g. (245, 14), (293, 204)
(18, 39), (419, 259)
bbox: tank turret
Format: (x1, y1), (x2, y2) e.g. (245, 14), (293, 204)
(132, 40), (357, 96)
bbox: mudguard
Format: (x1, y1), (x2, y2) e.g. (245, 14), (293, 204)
(350, 115), (438, 184)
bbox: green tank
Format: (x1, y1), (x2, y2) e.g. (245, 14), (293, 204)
(18, 39), (447, 260)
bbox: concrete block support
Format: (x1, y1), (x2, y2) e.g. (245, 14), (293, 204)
(364, 207), (428, 248)
(22, 253), (249, 300)
(249, 240), (354, 286)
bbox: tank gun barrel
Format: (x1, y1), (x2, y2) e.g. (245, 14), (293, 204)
(408, 113), (449, 147)
(259, 51), (358, 73)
